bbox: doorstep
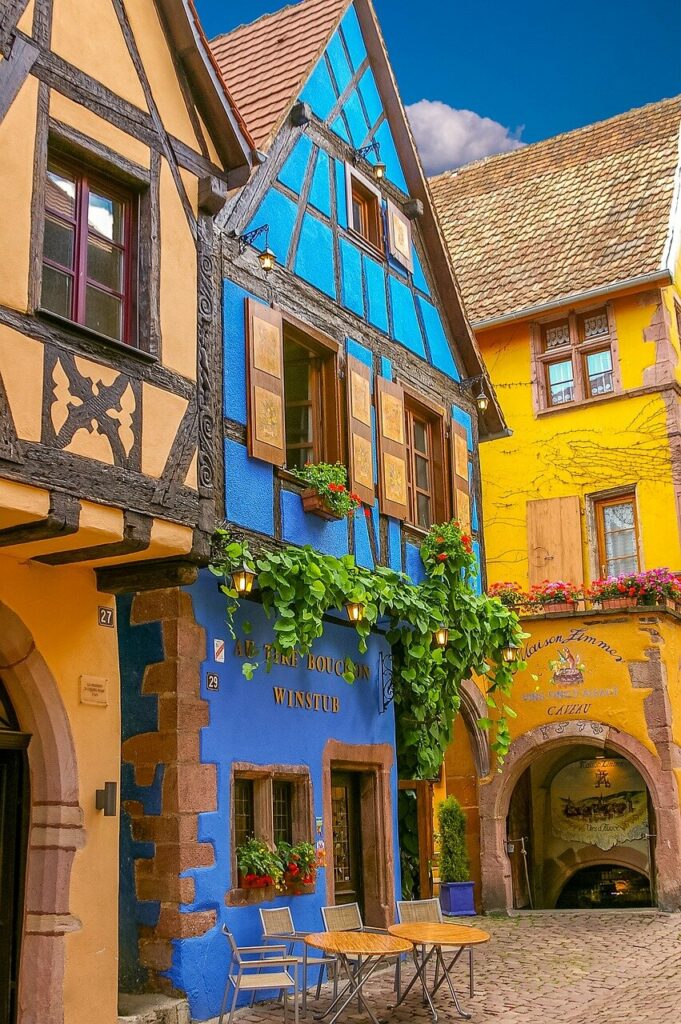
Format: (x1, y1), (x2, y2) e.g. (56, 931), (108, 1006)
(118, 993), (190, 1024)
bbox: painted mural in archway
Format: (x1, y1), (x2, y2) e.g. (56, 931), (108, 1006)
(478, 720), (681, 912)
(0, 600), (83, 1024)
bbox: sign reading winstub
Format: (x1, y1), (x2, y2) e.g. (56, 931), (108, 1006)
(550, 758), (648, 851)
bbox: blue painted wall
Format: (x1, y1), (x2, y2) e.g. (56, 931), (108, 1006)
(163, 577), (400, 1020)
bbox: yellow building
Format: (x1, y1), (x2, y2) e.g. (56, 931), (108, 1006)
(430, 97), (681, 912)
(0, 4), (252, 1023)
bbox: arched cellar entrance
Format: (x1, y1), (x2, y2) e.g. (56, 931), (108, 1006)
(478, 721), (681, 912)
(506, 743), (654, 909)
(555, 865), (651, 909)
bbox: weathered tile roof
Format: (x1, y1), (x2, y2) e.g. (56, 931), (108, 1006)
(210, 0), (349, 150)
(429, 97), (681, 324)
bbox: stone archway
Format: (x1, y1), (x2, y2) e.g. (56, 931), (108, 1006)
(0, 599), (84, 1024)
(546, 848), (650, 910)
(479, 720), (681, 912)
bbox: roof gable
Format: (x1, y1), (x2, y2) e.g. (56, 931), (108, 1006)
(211, 0), (504, 435)
(430, 96), (681, 325)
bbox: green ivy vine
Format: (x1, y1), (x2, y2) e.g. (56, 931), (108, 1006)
(209, 519), (526, 776)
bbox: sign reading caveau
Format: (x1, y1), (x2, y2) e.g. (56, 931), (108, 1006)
(232, 640), (371, 714)
(521, 627), (626, 719)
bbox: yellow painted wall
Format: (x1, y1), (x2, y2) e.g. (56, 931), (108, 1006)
(479, 290), (681, 588)
(0, 556), (121, 1024)
(0, 76), (37, 313)
(159, 160), (198, 380)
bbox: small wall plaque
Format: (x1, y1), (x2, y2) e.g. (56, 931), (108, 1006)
(206, 673), (220, 691)
(98, 606), (115, 628)
(80, 675), (109, 706)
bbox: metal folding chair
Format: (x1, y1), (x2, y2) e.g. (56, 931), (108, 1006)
(218, 924), (299, 1024)
(396, 898), (475, 997)
(321, 903), (401, 1001)
(260, 906), (338, 1014)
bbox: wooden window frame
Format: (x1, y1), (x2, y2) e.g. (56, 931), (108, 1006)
(40, 152), (138, 348)
(592, 490), (641, 579)
(230, 763), (313, 891)
(402, 386), (448, 530)
(531, 303), (622, 414)
(345, 165), (383, 256)
(282, 318), (342, 469)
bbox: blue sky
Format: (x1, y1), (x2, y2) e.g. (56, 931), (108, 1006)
(197, 0), (681, 172)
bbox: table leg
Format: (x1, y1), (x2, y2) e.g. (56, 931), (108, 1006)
(313, 954), (385, 1024)
(302, 943), (308, 1017)
(430, 947), (472, 1021)
(391, 945), (439, 1022)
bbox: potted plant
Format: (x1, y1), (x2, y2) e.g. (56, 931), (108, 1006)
(529, 580), (582, 614)
(590, 575), (637, 610)
(591, 568), (681, 610)
(437, 796), (475, 916)
(277, 840), (316, 892)
(291, 462), (362, 521)
(236, 837), (283, 889)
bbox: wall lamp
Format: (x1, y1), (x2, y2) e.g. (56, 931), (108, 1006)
(354, 140), (386, 181)
(95, 781), (118, 817)
(461, 374), (489, 414)
(501, 640), (521, 664)
(237, 224), (276, 273)
(345, 601), (366, 623)
(434, 625), (449, 647)
(230, 563), (257, 595)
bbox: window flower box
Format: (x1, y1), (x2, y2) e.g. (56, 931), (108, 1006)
(543, 600), (578, 614)
(300, 488), (343, 521)
(599, 597), (636, 610)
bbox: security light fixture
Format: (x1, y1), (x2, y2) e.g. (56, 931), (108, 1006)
(354, 140), (386, 181)
(237, 224), (276, 273)
(231, 563), (256, 595)
(501, 641), (520, 664)
(345, 601), (365, 623)
(434, 625), (449, 647)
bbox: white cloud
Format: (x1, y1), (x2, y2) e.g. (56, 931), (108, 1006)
(406, 99), (525, 175)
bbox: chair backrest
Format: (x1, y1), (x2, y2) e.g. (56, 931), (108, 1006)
(260, 906), (294, 937)
(321, 902), (363, 931)
(396, 898), (443, 924)
(222, 924), (242, 967)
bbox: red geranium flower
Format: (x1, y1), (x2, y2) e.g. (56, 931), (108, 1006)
(437, 552), (448, 562)
(436, 536), (445, 544)
(364, 508), (372, 518)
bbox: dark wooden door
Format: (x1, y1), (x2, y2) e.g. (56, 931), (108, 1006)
(331, 771), (363, 914)
(0, 747), (27, 1024)
(507, 766), (533, 909)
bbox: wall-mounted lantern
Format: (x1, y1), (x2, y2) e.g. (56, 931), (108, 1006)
(231, 563), (256, 595)
(345, 601), (366, 623)
(237, 224), (277, 273)
(354, 140), (386, 181)
(434, 625), (449, 647)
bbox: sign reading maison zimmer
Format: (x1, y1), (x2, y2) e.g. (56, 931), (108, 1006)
(233, 640), (371, 714)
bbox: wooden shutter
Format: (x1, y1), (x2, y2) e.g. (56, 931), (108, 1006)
(387, 201), (413, 271)
(450, 419), (470, 532)
(527, 496), (584, 586)
(346, 356), (375, 505)
(245, 300), (286, 467)
(376, 377), (408, 520)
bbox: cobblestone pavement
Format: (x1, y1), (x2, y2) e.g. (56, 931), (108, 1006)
(220, 912), (681, 1024)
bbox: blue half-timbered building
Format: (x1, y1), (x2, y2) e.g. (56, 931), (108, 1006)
(117, 0), (506, 1017)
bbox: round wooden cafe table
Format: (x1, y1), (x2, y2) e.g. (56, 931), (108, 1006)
(388, 922), (490, 1022)
(305, 931), (413, 1024)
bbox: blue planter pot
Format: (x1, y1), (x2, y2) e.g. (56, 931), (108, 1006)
(439, 881), (476, 916)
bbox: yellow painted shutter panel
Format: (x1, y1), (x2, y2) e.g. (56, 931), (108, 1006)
(450, 419), (470, 533)
(346, 356), (375, 506)
(527, 496), (584, 587)
(376, 377), (408, 520)
(245, 299), (286, 467)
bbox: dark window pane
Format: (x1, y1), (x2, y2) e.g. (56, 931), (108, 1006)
(46, 167), (76, 218)
(284, 338), (316, 469)
(41, 265), (72, 318)
(87, 235), (123, 291)
(88, 190), (124, 242)
(85, 285), (122, 340)
(415, 454), (429, 491)
(417, 492), (431, 528)
(413, 419), (428, 454)
(44, 217), (74, 270)
(234, 778), (254, 850)
(351, 197), (364, 234)
(273, 781), (293, 845)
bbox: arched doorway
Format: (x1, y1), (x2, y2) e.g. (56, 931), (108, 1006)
(0, 599), (83, 1024)
(506, 743), (654, 909)
(0, 680), (29, 1024)
(478, 721), (681, 912)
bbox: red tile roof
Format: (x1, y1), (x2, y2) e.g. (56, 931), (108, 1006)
(429, 97), (681, 324)
(210, 0), (349, 150)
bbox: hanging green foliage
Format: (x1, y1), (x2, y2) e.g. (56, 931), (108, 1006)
(209, 520), (526, 773)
